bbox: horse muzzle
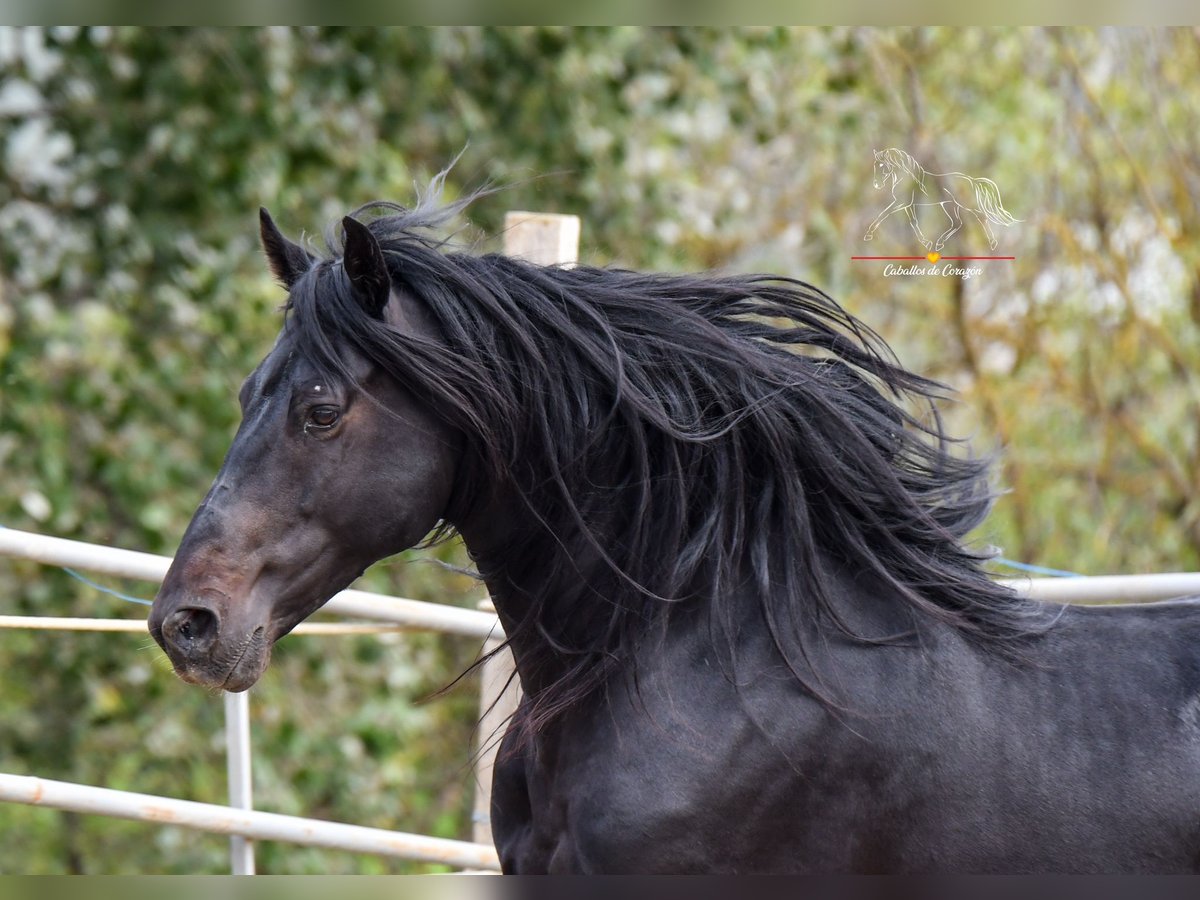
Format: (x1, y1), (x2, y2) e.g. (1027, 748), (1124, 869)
(149, 589), (272, 692)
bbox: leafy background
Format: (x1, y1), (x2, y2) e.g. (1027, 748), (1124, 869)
(2, 26), (1198, 872)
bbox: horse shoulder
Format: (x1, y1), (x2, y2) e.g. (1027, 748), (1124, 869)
(553, 674), (838, 871)
(521, 630), (959, 872)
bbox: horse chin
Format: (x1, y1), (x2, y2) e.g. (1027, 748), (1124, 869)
(172, 641), (272, 693)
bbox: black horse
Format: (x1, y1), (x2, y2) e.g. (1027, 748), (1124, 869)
(150, 192), (1200, 873)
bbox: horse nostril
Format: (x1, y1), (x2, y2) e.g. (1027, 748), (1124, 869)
(163, 606), (219, 655)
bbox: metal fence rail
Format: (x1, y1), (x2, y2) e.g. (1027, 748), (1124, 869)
(996, 571), (1200, 604)
(0, 773), (500, 870)
(6, 525), (1199, 609)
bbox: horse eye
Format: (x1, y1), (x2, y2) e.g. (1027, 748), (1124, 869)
(307, 406), (340, 429)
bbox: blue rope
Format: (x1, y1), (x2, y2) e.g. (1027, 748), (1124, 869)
(62, 567), (154, 606)
(992, 557), (1085, 579)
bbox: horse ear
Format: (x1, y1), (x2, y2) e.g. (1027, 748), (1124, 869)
(341, 215), (391, 319)
(259, 208), (313, 289)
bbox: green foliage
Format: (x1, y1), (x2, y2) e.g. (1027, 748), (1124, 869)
(2, 26), (1199, 872)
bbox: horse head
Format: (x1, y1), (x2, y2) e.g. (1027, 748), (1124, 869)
(148, 211), (461, 691)
(872, 149), (893, 190)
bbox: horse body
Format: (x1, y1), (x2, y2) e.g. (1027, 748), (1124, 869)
(492, 590), (1200, 872)
(149, 192), (1200, 873)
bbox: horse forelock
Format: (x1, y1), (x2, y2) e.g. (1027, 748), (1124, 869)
(283, 192), (1048, 733)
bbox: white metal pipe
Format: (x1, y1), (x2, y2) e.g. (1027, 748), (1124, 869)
(326, 589), (500, 641)
(0, 773), (501, 871)
(0, 527), (500, 640)
(6, 525), (1200, 614)
(0, 616), (151, 633)
(224, 691), (256, 875)
(0, 526), (170, 581)
(1000, 573), (1200, 605)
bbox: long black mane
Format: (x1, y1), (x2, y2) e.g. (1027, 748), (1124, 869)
(284, 193), (1048, 732)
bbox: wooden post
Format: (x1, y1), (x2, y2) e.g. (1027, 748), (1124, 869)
(502, 212), (581, 268)
(471, 623), (521, 848)
(471, 211), (580, 851)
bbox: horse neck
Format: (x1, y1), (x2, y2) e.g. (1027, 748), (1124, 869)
(455, 481), (926, 702)
(893, 164), (921, 192)
(456, 489), (626, 690)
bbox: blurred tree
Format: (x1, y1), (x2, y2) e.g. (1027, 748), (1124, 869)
(1, 26), (1198, 872)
